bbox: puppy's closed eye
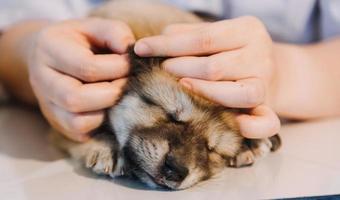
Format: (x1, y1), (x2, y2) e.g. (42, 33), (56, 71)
(140, 94), (158, 106)
(166, 113), (184, 124)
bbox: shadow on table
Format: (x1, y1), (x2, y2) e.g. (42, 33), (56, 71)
(0, 104), (64, 162)
(70, 158), (173, 191)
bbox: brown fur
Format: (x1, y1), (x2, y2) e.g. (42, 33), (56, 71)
(50, 0), (281, 190)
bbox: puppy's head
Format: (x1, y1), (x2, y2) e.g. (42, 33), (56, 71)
(122, 116), (241, 189)
(109, 51), (242, 189)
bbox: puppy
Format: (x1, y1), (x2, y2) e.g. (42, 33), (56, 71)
(51, 0), (281, 190)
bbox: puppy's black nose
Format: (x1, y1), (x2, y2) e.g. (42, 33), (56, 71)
(161, 156), (188, 182)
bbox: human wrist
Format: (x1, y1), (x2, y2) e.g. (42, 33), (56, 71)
(268, 42), (313, 119)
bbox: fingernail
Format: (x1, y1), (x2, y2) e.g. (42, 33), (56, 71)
(162, 60), (179, 75)
(180, 79), (192, 90)
(134, 42), (152, 56)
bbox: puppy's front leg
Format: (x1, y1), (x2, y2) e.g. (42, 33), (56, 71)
(49, 129), (120, 176)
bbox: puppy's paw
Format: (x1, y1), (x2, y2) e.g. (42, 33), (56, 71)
(227, 148), (255, 167)
(84, 142), (115, 175)
(50, 129), (119, 176)
(228, 134), (281, 168)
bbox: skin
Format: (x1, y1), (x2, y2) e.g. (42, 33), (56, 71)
(0, 18), (135, 141)
(1, 16), (340, 141)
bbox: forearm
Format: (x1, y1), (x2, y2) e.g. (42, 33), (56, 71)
(0, 20), (49, 105)
(269, 38), (340, 120)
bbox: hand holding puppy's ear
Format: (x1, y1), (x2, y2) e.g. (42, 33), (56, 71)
(27, 18), (135, 142)
(135, 17), (280, 139)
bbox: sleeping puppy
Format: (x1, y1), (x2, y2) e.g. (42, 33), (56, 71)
(51, 0), (281, 190)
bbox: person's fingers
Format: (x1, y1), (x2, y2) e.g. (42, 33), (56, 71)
(163, 50), (257, 80)
(30, 66), (127, 113)
(135, 16), (262, 56)
(62, 52), (129, 82)
(51, 78), (127, 113)
(46, 42), (130, 82)
(39, 100), (104, 142)
(236, 105), (281, 138)
(180, 78), (265, 108)
(38, 18), (134, 82)
(77, 18), (135, 53)
(162, 23), (208, 35)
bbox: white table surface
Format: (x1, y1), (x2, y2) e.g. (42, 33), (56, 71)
(1, 104), (340, 200)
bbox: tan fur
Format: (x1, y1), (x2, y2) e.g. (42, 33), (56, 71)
(90, 0), (201, 39)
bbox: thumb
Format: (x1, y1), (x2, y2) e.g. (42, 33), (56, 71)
(79, 18), (135, 53)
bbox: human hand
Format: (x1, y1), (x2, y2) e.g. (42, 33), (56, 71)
(135, 16), (280, 138)
(26, 18), (135, 142)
